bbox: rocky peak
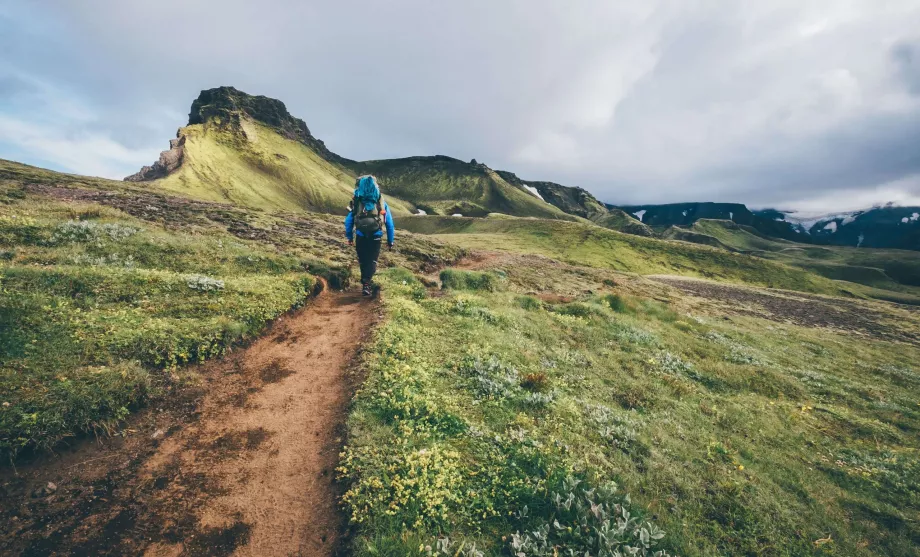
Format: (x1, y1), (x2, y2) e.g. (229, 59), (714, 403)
(188, 86), (313, 144)
(124, 86), (355, 181)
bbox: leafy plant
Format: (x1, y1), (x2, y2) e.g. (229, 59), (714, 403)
(508, 476), (671, 557)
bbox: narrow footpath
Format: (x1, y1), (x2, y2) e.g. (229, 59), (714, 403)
(0, 287), (377, 557)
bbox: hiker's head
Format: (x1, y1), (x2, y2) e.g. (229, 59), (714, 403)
(355, 175), (381, 203)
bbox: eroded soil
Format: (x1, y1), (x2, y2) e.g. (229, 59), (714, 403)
(0, 288), (378, 556)
(650, 275), (920, 345)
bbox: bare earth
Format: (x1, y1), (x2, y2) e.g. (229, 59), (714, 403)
(649, 275), (920, 345)
(0, 287), (377, 557)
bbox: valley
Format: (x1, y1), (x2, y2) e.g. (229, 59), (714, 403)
(1, 87), (919, 556)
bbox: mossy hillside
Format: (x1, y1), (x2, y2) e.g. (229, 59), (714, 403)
(355, 156), (576, 220)
(591, 207), (655, 237)
(340, 266), (920, 556)
(154, 120), (415, 215)
(494, 170), (608, 220)
(399, 215), (844, 295)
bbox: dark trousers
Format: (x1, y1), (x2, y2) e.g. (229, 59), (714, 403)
(355, 235), (382, 284)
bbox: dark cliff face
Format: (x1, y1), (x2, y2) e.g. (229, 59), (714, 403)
(189, 86), (312, 143)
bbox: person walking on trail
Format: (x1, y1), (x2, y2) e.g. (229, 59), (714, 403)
(345, 175), (395, 296)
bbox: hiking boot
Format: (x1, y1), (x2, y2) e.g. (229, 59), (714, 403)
(362, 283), (372, 297)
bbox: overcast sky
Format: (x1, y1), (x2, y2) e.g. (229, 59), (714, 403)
(2, 1), (920, 210)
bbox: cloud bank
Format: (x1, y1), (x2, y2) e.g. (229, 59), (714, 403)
(2, 1), (920, 210)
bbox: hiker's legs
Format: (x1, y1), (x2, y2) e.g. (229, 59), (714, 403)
(355, 236), (382, 284)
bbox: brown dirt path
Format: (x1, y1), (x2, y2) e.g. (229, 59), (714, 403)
(0, 287), (377, 556)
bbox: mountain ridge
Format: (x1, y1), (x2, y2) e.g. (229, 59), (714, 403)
(612, 201), (920, 250)
(124, 86), (919, 250)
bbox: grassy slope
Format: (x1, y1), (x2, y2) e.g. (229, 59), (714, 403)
(399, 215), (845, 295)
(154, 120), (416, 215)
(591, 207), (655, 237)
(342, 266), (920, 556)
(356, 157), (576, 220)
(686, 220), (920, 298)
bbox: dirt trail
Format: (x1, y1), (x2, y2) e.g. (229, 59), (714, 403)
(1, 287), (377, 557)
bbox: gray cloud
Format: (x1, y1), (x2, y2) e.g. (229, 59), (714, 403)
(893, 40), (920, 96)
(2, 0), (920, 211)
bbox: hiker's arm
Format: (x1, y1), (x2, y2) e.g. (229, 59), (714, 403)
(344, 211), (355, 242)
(384, 204), (395, 246)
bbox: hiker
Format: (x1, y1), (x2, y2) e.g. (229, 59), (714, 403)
(345, 175), (395, 296)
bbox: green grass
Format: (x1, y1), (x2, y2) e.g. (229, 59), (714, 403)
(340, 265), (920, 556)
(400, 215), (847, 296)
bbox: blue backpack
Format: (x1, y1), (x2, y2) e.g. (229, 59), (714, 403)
(353, 176), (384, 235)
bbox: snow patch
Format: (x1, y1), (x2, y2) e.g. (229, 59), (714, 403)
(911, 212), (920, 222)
(779, 210), (863, 234)
(682, 210), (687, 217)
(729, 212), (733, 220)
(451, 213), (463, 217)
(523, 184), (544, 201)
(841, 215), (857, 225)
(416, 209), (427, 215)
(857, 233), (865, 247)
(633, 209), (647, 222)
(823, 221), (837, 233)
(903, 217), (910, 224)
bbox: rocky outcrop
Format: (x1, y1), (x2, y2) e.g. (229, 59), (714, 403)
(187, 86), (356, 167)
(124, 133), (185, 182)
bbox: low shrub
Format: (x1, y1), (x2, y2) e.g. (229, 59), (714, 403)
(440, 269), (503, 292)
(601, 292), (635, 313)
(303, 258), (352, 289)
(521, 372), (549, 392)
(516, 295), (543, 311)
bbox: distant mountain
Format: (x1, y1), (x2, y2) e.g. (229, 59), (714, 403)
(496, 171), (653, 236)
(756, 206), (920, 250)
(610, 201), (920, 251)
